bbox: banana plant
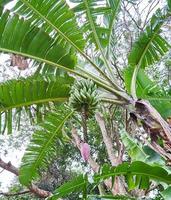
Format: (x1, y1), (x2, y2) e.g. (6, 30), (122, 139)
(0, 0), (171, 199)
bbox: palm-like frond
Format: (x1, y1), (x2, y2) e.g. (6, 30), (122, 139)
(127, 9), (170, 98)
(49, 175), (87, 200)
(128, 9), (170, 69)
(0, 75), (72, 112)
(0, 75), (73, 134)
(50, 161), (171, 199)
(71, 0), (121, 50)
(0, 10), (76, 74)
(106, 0), (121, 55)
(96, 161), (171, 190)
(0, 7), (123, 97)
(10, 0), (125, 89)
(19, 105), (73, 186)
(13, 0), (85, 50)
(69, 0), (122, 85)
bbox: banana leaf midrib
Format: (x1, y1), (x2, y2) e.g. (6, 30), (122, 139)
(95, 171), (171, 184)
(0, 47), (122, 96)
(0, 97), (68, 112)
(83, 0), (118, 86)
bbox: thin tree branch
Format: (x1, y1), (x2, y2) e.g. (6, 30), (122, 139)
(0, 190), (30, 197)
(123, 2), (143, 31)
(0, 169), (4, 173)
(0, 158), (51, 198)
(142, 0), (160, 29)
(111, 61), (124, 82)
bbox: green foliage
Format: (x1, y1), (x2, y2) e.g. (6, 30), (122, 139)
(13, 0), (85, 50)
(128, 9), (170, 69)
(126, 8), (171, 98)
(143, 146), (165, 166)
(121, 131), (149, 162)
(124, 67), (171, 118)
(0, 0), (171, 199)
(19, 105), (73, 186)
(96, 161), (171, 189)
(49, 174), (87, 199)
(167, 0), (171, 11)
(161, 186), (171, 200)
(70, 0), (121, 49)
(0, 75), (73, 134)
(50, 161), (171, 199)
(0, 9), (76, 72)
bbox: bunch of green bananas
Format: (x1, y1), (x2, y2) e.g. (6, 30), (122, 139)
(69, 79), (99, 117)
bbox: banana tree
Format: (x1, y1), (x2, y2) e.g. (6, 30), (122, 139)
(0, 0), (171, 199)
